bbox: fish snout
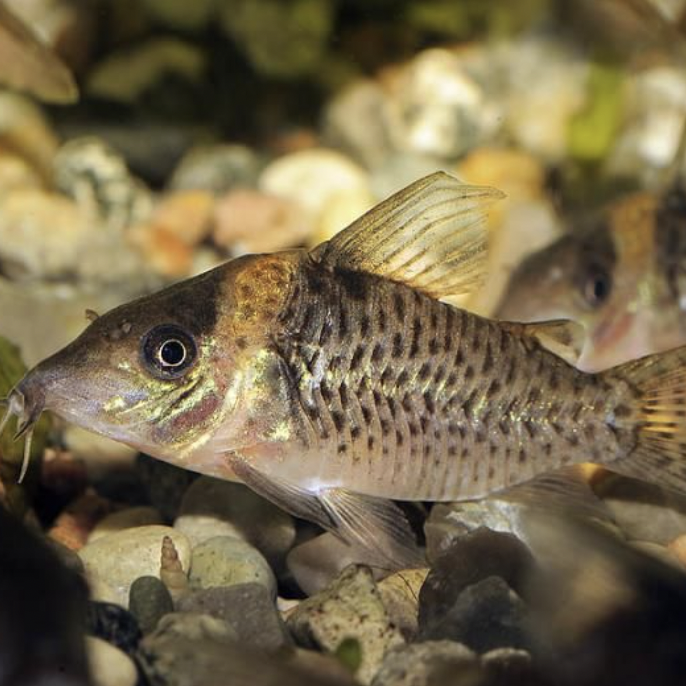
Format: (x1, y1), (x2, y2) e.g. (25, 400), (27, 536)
(1, 372), (46, 440)
(0, 371), (50, 483)
(12, 375), (47, 437)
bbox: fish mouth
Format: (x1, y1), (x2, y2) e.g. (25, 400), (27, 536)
(0, 382), (46, 483)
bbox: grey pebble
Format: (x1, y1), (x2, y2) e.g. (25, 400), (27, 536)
(129, 576), (174, 634)
(418, 528), (535, 632)
(139, 612), (238, 686)
(169, 144), (262, 193)
(176, 476), (296, 567)
(597, 475), (686, 545)
(177, 583), (291, 651)
(287, 532), (366, 596)
(151, 611), (238, 644)
(419, 576), (530, 653)
(371, 641), (479, 686)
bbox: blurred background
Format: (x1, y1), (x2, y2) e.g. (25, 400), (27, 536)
(3, 0), (686, 369)
(4, 5), (686, 686)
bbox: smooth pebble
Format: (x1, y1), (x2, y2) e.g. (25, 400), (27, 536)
(259, 148), (370, 217)
(175, 476), (296, 564)
(86, 636), (137, 686)
(79, 526), (191, 608)
(177, 583), (291, 651)
(287, 532), (368, 596)
(213, 188), (313, 253)
(129, 576), (174, 634)
(189, 536), (276, 596)
(89, 507), (164, 543)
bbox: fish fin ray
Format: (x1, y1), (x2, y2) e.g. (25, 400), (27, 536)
(496, 466), (613, 523)
(607, 346), (686, 495)
(311, 171), (504, 300)
(500, 319), (585, 366)
(0, 3), (78, 103)
(319, 488), (426, 570)
(228, 454), (335, 531)
(228, 455), (425, 569)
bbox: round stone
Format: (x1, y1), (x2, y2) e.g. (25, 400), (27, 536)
(258, 148), (370, 219)
(86, 636), (137, 686)
(79, 526), (191, 608)
(89, 507), (164, 543)
(129, 576), (174, 634)
(189, 536), (276, 597)
(175, 476), (296, 565)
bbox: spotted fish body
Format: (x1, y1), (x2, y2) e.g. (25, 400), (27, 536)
(5, 172), (686, 567)
(277, 260), (630, 502)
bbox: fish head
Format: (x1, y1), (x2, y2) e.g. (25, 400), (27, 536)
(3, 252), (301, 467)
(496, 193), (664, 370)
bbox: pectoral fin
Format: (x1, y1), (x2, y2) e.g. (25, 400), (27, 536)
(312, 171), (504, 300)
(228, 455), (335, 531)
(500, 319), (585, 366)
(228, 454), (425, 570)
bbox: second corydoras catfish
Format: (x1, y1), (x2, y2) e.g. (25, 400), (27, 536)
(4, 173), (686, 567)
(496, 186), (686, 372)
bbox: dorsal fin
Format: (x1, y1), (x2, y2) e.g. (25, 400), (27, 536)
(500, 319), (586, 366)
(311, 171), (504, 300)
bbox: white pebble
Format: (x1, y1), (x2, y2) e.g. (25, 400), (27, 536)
(89, 507), (164, 543)
(86, 636), (137, 686)
(79, 526), (190, 608)
(259, 148), (370, 217)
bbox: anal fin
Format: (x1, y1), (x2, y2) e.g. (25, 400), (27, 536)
(497, 466), (613, 524)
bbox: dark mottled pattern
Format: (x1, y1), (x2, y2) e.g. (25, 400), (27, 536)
(656, 186), (686, 306)
(105, 264), (223, 337)
(276, 262), (631, 501)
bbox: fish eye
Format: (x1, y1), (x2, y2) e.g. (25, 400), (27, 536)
(158, 339), (187, 367)
(582, 264), (612, 308)
(141, 325), (197, 379)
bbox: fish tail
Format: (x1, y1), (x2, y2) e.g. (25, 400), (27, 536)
(608, 346), (686, 493)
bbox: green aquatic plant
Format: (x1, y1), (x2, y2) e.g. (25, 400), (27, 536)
(568, 60), (625, 164)
(334, 637), (363, 674)
(0, 335), (48, 516)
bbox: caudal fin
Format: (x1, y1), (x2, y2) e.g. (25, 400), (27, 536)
(609, 346), (686, 493)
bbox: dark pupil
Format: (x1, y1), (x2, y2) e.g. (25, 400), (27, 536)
(159, 340), (186, 367)
(585, 267), (611, 306)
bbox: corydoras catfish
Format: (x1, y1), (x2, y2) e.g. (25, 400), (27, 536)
(496, 186), (686, 372)
(4, 172), (686, 567)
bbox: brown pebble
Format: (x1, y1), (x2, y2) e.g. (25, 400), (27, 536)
(151, 190), (214, 246)
(127, 223), (193, 277)
(48, 490), (111, 551)
(667, 535), (686, 569)
(212, 189), (313, 253)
